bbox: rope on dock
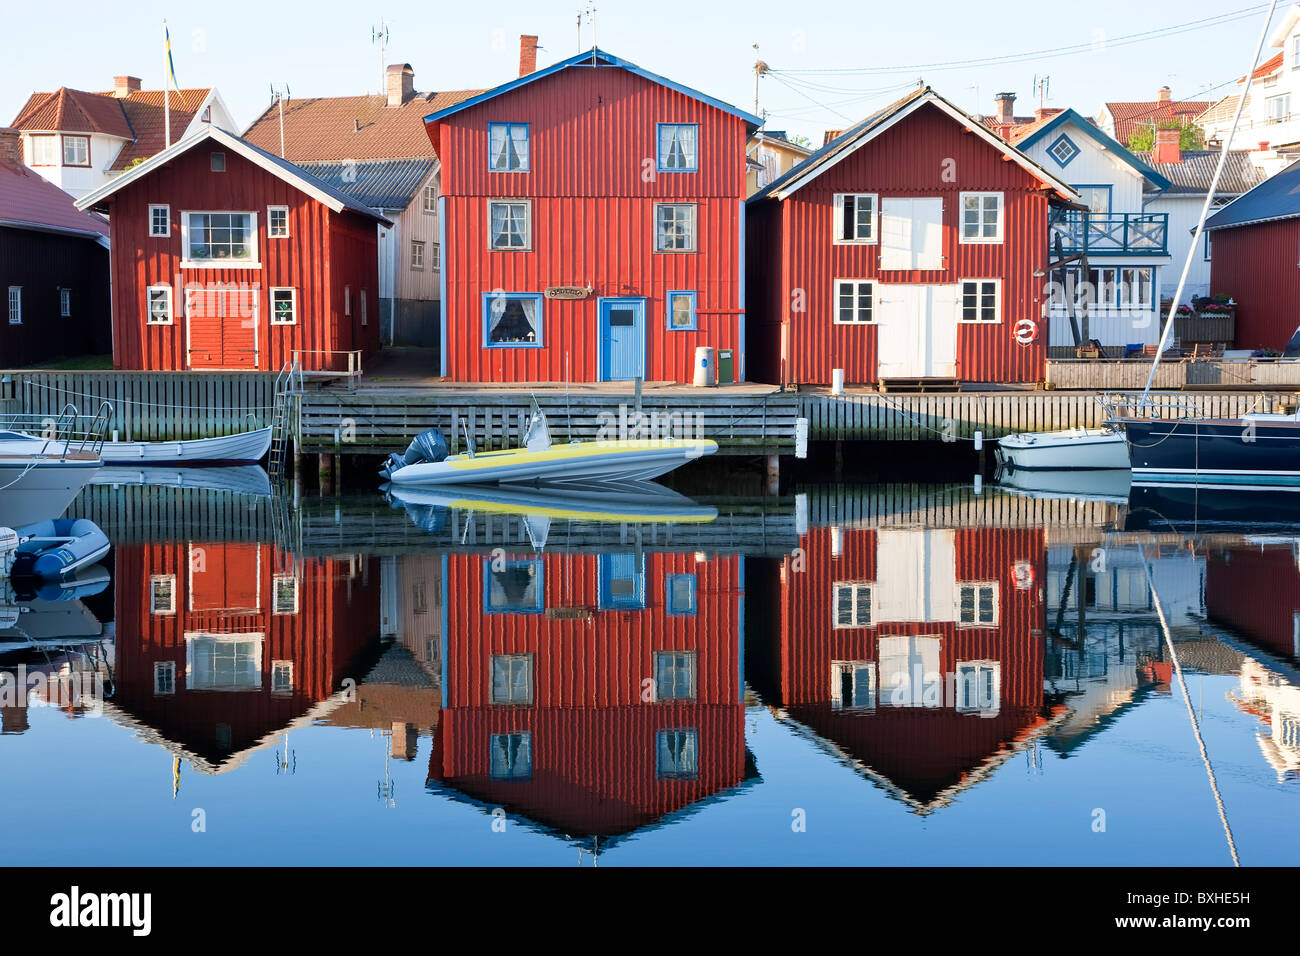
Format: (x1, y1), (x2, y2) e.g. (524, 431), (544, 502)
(22, 380), (273, 413)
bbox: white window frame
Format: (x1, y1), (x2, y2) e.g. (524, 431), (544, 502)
(833, 279), (875, 324)
(269, 287), (297, 326)
(833, 580), (874, 628)
(272, 575), (299, 613)
(431, 241), (440, 271)
(1268, 92), (1291, 123)
(7, 286), (20, 325)
(957, 581), (1000, 627)
(1293, 34), (1300, 70)
(150, 574), (176, 614)
(62, 134), (90, 167)
(654, 650), (697, 700)
(422, 184), (437, 213)
(411, 240), (425, 270)
(59, 288), (71, 317)
(490, 653), (534, 705)
(153, 661), (176, 695)
(180, 210), (259, 269)
(959, 279), (1001, 324)
(955, 660), (1002, 714)
(487, 199), (532, 250)
(267, 205), (290, 238)
(148, 204), (171, 237)
(831, 660), (877, 711)
(832, 193), (878, 244)
(361, 289), (367, 327)
(271, 660), (294, 694)
(959, 191), (1004, 244)
(654, 202), (697, 252)
(28, 134), (58, 167)
(146, 284), (173, 325)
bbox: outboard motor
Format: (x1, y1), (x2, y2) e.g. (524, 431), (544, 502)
(1283, 324), (1300, 359)
(379, 429), (449, 480)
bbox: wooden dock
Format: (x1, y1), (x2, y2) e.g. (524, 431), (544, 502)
(296, 381), (800, 457)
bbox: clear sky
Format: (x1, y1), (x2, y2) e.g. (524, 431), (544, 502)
(0, 0), (1280, 143)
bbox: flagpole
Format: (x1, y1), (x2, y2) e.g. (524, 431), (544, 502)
(163, 20), (171, 149)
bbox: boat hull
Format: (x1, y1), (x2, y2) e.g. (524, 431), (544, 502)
(995, 428), (1129, 471)
(99, 427), (272, 465)
(1126, 418), (1300, 488)
(0, 459), (101, 527)
(387, 439), (718, 486)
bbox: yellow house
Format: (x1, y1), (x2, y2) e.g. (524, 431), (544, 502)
(746, 130), (813, 197)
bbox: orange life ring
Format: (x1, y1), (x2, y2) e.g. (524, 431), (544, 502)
(1014, 318), (1038, 345)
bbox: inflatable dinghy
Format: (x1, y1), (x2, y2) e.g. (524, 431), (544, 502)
(4, 518), (111, 581)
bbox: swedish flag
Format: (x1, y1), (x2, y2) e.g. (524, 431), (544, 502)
(164, 21), (179, 90)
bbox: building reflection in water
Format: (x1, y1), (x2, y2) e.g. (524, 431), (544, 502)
(426, 548), (756, 848)
(103, 541), (383, 775)
(748, 524), (1067, 813)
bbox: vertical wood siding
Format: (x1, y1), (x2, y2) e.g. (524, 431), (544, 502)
(433, 63), (749, 382)
(0, 228), (111, 366)
(1210, 219), (1300, 351)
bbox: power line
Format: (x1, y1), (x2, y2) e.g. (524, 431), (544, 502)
(770, 5), (1268, 76)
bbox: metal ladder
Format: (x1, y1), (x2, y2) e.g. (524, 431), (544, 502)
(268, 360), (301, 481)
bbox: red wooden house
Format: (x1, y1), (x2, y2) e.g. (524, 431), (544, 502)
(74, 126), (387, 372)
(1206, 161), (1300, 351)
(746, 87), (1079, 386)
(108, 541), (381, 770)
(1206, 543), (1300, 661)
(422, 48), (762, 383)
(426, 549), (754, 841)
(752, 524), (1063, 811)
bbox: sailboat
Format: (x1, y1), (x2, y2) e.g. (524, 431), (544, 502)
(998, 2), (1279, 477)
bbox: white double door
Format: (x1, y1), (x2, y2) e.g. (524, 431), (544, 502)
(876, 283), (959, 378)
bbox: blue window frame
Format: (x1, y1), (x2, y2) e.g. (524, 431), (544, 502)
(1047, 133), (1080, 168)
(665, 574), (697, 615)
(599, 553), (646, 610)
(657, 123), (698, 172)
(483, 558), (544, 613)
(666, 290), (697, 330)
(487, 123), (529, 172)
(483, 292), (543, 348)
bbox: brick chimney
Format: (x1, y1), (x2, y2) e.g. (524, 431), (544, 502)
(995, 92), (1016, 125)
(519, 35), (539, 77)
(0, 128), (21, 167)
(385, 63), (415, 107)
(113, 76), (142, 98)
(1157, 86), (1171, 104)
(1154, 127), (1182, 164)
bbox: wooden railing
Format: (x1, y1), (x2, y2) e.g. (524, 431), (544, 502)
(1050, 212), (1168, 256)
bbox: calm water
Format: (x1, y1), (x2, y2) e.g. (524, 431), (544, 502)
(4, 469), (1300, 866)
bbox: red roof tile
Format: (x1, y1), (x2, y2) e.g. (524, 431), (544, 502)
(1244, 51), (1284, 82)
(11, 88), (133, 138)
(242, 90), (482, 162)
(1103, 98), (1213, 145)
(112, 93), (209, 170)
(0, 159), (109, 237)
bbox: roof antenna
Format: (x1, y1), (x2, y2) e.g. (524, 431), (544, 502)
(372, 18), (391, 95)
(270, 83), (290, 158)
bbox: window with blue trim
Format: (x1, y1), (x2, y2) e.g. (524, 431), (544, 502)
(666, 291), (697, 330)
(1048, 133), (1080, 167)
(483, 292), (543, 347)
(656, 728), (699, 779)
(483, 557), (544, 611)
(655, 650), (696, 700)
(657, 124), (698, 171)
(489, 732), (532, 779)
(488, 123), (529, 171)
(665, 574), (697, 614)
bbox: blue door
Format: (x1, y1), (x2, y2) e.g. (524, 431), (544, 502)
(600, 298), (646, 381)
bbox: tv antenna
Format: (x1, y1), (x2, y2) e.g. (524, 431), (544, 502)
(372, 19), (391, 93)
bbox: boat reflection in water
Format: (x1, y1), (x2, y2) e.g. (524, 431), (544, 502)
(426, 545), (755, 849)
(101, 541), (383, 774)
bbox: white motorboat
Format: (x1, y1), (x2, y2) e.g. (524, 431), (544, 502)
(997, 466), (1132, 503)
(0, 425), (271, 466)
(381, 408), (717, 486)
(995, 426), (1129, 472)
(0, 451), (102, 527)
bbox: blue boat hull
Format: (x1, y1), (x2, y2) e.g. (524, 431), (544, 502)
(1125, 418), (1300, 489)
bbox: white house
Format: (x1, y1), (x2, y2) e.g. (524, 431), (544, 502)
(9, 76), (237, 199)
(1011, 108), (1173, 353)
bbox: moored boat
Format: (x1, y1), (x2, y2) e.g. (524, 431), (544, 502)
(0, 425), (270, 466)
(1125, 411), (1300, 489)
(995, 425), (1129, 472)
(0, 451), (102, 527)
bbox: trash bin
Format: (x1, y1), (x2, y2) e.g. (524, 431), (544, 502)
(692, 346), (716, 387)
(717, 349), (734, 384)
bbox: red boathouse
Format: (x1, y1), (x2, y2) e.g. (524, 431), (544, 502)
(746, 87), (1079, 387)
(423, 48), (761, 383)
(74, 126), (387, 372)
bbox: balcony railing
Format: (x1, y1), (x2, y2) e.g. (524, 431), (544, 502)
(1050, 212), (1168, 257)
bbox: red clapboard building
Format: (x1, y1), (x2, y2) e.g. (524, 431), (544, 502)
(422, 48), (761, 383)
(746, 87), (1079, 387)
(1206, 161), (1300, 351)
(74, 126), (387, 372)
(751, 525), (1062, 811)
(107, 541), (381, 770)
(427, 550), (754, 841)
